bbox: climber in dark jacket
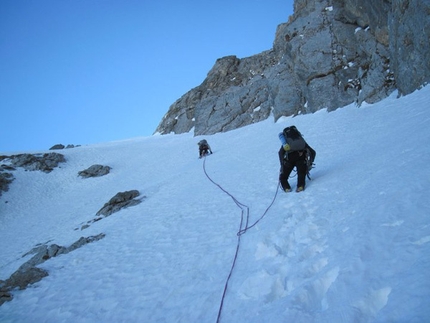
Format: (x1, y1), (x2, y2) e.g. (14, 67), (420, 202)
(198, 139), (212, 158)
(278, 130), (316, 192)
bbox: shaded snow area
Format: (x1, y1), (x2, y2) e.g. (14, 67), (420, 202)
(1, 86), (430, 323)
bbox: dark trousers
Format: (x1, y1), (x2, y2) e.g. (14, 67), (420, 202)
(279, 151), (307, 190)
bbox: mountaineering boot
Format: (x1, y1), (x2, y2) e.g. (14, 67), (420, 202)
(285, 188), (292, 193)
(296, 186), (304, 192)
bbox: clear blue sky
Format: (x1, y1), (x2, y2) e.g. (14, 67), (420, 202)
(0, 0), (293, 153)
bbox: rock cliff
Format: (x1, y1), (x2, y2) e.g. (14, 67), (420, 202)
(155, 0), (430, 136)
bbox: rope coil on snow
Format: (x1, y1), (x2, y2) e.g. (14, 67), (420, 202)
(202, 156), (280, 323)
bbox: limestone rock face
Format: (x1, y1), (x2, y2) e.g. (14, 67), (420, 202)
(155, 0), (429, 136)
(389, 0), (430, 95)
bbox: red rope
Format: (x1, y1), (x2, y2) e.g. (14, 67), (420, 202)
(202, 156), (280, 323)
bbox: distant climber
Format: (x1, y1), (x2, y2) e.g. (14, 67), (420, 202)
(198, 139), (213, 158)
(278, 126), (316, 192)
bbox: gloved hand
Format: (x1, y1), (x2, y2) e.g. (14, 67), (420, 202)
(283, 144), (291, 151)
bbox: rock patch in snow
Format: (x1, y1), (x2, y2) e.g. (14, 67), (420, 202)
(9, 153), (66, 173)
(77, 190), (144, 230)
(49, 144), (78, 150)
(78, 164), (111, 178)
(0, 233), (105, 306)
(0, 153), (65, 198)
(0, 167), (14, 197)
(96, 190), (143, 217)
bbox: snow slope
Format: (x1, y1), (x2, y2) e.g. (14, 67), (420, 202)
(1, 86), (430, 323)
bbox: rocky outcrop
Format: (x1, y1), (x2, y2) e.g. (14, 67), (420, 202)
(155, 0), (429, 136)
(49, 144), (78, 150)
(96, 190), (143, 217)
(49, 144), (66, 150)
(0, 166), (14, 197)
(0, 234), (105, 306)
(78, 164), (111, 178)
(76, 190), (144, 230)
(1, 153), (65, 197)
(9, 153), (66, 173)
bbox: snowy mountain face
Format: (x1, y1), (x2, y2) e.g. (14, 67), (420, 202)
(1, 87), (430, 322)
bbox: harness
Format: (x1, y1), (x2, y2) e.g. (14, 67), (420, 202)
(283, 148), (314, 180)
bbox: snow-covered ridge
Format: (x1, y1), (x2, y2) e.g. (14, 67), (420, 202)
(1, 87), (430, 322)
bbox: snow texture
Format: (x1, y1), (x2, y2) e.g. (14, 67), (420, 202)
(1, 86), (430, 322)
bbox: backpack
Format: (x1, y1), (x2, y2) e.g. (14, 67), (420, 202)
(283, 126), (306, 151)
(198, 139), (209, 150)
